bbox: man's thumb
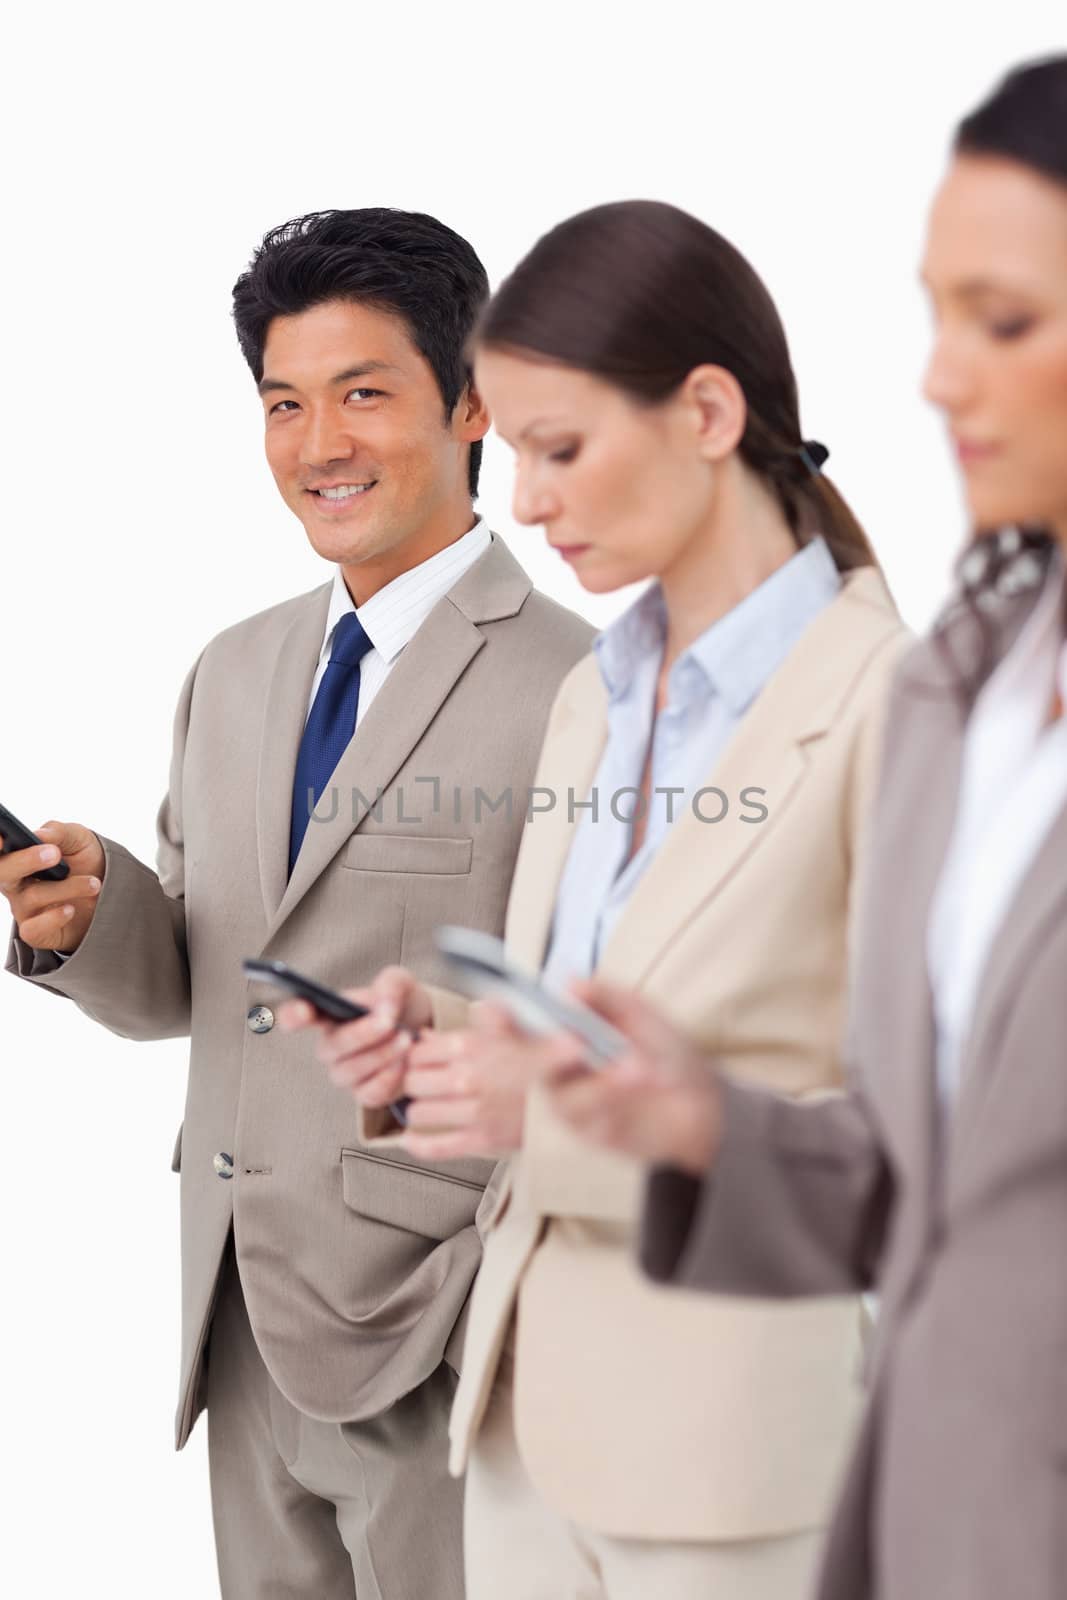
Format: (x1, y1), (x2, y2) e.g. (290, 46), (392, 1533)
(37, 820), (92, 856)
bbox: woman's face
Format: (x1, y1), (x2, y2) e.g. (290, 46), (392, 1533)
(474, 350), (721, 592)
(922, 154), (1067, 540)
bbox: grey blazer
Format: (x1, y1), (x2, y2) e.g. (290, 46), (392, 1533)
(640, 573), (1067, 1600)
(6, 534), (593, 1446)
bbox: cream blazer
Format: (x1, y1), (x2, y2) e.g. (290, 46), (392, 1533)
(446, 565), (911, 1541)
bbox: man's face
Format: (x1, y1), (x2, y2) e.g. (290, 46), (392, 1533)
(259, 299), (485, 585)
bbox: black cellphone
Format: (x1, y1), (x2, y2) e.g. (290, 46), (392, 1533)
(241, 958), (411, 1125)
(0, 802), (71, 883)
(242, 957), (371, 1022)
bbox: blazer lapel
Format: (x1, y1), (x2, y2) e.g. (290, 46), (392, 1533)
(871, 668), (967, 1239)
(261, 535), (532, 945)
(597, 568), (897, 990)
(949, 790), (1067, 1172)
(256, 583), (333, 924)
(598, 718), (807, 990)
(504, 655), (607, 973)
(866, 578), (1046, 1224)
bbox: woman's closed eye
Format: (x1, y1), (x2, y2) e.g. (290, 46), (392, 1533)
(988, 314), (1037, 340)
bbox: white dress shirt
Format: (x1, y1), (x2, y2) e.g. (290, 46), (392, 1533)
(927, 551), (1067, 1107)
(542, 535), (843, 987)
(305, 517), (492, 725)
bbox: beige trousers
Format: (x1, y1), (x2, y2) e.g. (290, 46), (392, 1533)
(206, 1242), (464, 1599)
(465, 1350), (824, 1600)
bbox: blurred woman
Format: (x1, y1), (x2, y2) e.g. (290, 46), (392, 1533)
(288, 198), (909, 1598)
(541, 56), (1067, 1600)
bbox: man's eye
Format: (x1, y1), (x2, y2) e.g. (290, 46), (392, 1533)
(549, 445), (579, 464)
(269, 399), (299, 415)
(346, 387), (384, 402)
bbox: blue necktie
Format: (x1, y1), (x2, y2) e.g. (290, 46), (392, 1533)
(289, 611), (374, 877)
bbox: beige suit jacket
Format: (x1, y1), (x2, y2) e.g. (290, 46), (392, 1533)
(640, 576), (1067, 1598)
(5, 534), (593, 1446)
(447, 564), (911, 1540)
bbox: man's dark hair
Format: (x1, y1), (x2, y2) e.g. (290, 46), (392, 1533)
(232, 208), (489, 497)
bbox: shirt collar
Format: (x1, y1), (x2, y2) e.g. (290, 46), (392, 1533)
(319, 517), (491, 667)
(594, 533), (842, 716)
(981, 543), (1067, 719)
(594, 583), (668, 700)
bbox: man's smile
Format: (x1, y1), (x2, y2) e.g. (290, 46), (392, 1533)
(305, 480), (379, 512)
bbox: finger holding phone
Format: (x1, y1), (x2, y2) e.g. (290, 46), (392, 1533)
(0, 808), (105, 954)
(275, 963), (433, 1110)
(540, 977), (724, 1176)
(398, 1003), (587, 1162)
(392, 926), (628, 1161)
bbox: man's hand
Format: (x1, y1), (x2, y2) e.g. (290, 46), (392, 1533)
(397, 1002), (585, 1162)
(277, 964), (433, 1110)
(0, 821), (105, 954)
(539, 979), (723, 1176)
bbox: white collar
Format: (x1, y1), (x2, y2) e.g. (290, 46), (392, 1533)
(319, 517), (491, 666)
(978, 546), (1067, 729)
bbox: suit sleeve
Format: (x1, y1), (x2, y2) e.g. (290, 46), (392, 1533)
(640, 636), (905, 1296)
(639, 1071), (892, 1294)
(4, 655), (199, 1041)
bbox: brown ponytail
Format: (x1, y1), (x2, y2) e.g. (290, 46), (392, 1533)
(741, 412), (877, 573)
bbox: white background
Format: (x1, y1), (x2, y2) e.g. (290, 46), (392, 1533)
(2, 2), (1063, 1592)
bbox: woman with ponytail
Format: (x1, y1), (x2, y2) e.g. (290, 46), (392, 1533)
(299, 199), (910, 1596)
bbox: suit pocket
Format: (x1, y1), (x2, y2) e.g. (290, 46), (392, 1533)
(171, 1123), (183, 1174)
(340, 1147), (486, 1241)
(341, 834), (472, 875)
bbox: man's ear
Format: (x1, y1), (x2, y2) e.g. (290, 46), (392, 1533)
(682, 364), (746, 463)
(453, 379), (491, 444)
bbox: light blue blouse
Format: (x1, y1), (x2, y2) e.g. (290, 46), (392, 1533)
(542, 534), (843, 988)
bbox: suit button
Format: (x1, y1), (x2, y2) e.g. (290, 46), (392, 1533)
(213, 1152), (234, 1180)
(247, 1004), (274, 1034)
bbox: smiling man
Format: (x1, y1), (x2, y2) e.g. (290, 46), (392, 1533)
(3, 209), (593, 1598)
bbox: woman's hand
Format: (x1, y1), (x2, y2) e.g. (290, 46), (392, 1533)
(540, 978), (723, 1176)
(398, 1003), (586, 1162)
(277, 965), (433, 1110)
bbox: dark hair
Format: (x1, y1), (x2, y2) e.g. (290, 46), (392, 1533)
(475, 199), (877, 575)
(232, 208), (489, 497)
(935, 55), (1067, 694)
(956, 53), (1067, 186)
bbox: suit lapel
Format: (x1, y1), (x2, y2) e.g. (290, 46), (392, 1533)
(259, 535), (532, 946)
(598, 717), (808, 989)
(256, 584), (333, 925)
(870, 675), (966, 1237)
(865, 579), (1046, 1223)
(949, 790), (1067, 1169)
(597, 568), (896, 989)
(267, 603), (486, 940)
(505, 655), (607, 972)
